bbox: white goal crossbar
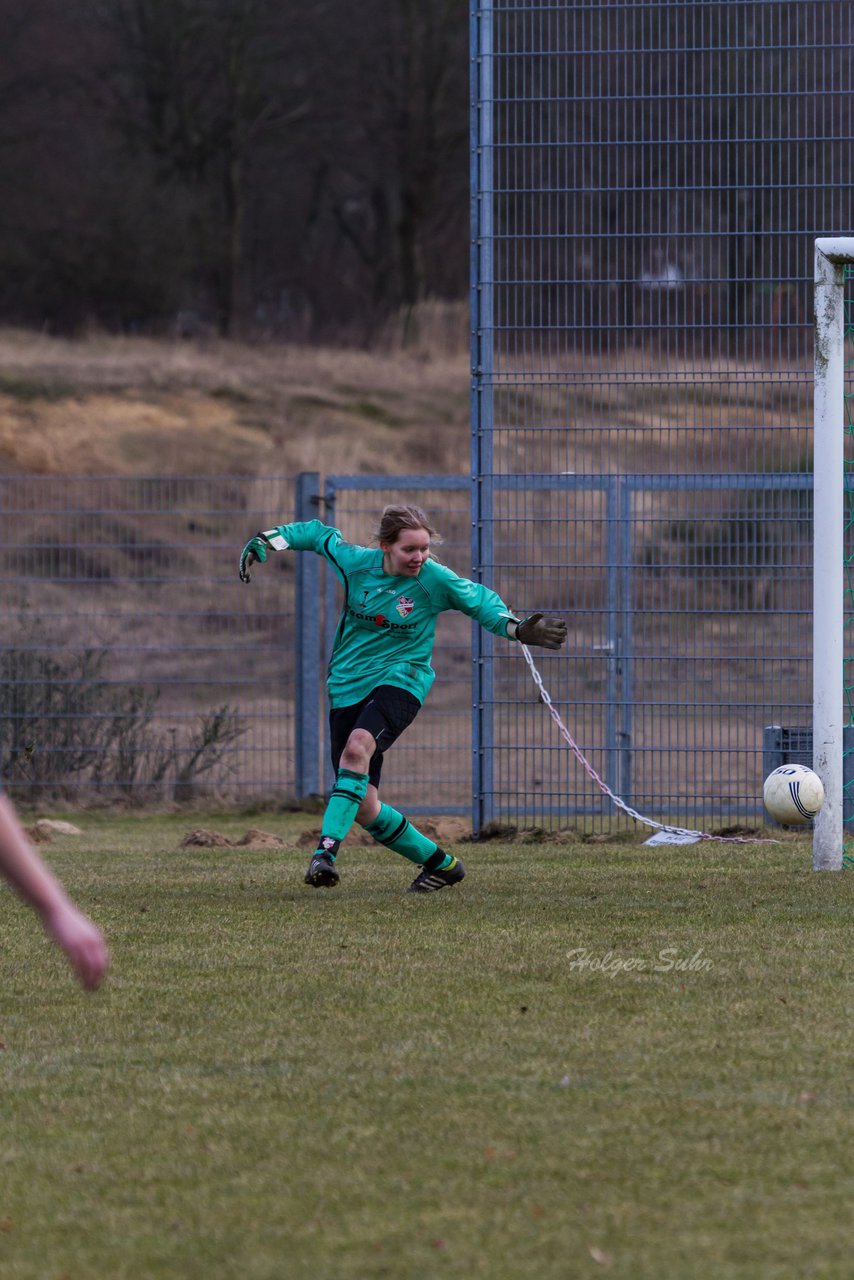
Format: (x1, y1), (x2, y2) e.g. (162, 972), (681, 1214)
(813, 237), (854, 871)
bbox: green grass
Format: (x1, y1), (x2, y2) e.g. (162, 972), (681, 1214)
(1, 814), (852, 1279)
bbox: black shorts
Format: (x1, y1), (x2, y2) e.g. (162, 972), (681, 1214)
(329, 685), (421, 789)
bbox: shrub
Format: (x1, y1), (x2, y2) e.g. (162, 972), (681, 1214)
(0, 644), (245, 802)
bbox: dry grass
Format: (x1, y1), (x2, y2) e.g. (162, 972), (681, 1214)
(0, 322), (819, 482)
(0, 321), (472, 478)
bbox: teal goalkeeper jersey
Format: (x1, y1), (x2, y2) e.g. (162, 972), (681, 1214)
(270, 519), (519, 708)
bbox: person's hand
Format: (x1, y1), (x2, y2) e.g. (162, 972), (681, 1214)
(239, 534), (270, 583)
(516, 613), (567, 650)
(42, 900), (110, 991)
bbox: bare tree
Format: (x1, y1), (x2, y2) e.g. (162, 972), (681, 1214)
(88, 0), (310, 334)
(318, 0), (469, 329)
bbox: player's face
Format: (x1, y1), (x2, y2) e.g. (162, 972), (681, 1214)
(382, 527), (431, 577)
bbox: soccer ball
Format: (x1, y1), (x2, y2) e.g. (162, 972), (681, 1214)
(763, 764), (825, 825)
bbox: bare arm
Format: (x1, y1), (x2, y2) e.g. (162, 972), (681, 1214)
(0, 794), (109, 990)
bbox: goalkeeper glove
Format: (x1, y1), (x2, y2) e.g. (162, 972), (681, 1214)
(513, 613), (567, 650)
(239, 529), (288, 583)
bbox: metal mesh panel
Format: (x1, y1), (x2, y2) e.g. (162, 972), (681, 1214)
(0, 476), (295, 802)
(472, 1), (853, 830)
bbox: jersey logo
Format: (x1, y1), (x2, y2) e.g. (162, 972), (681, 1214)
(396, 596), (414, 618)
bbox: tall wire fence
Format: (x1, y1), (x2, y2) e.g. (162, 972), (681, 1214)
(470, 0), (854, 830)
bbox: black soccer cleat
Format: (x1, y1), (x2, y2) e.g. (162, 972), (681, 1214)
(406, 854), (466, 894)
(305, 848), (340, 888)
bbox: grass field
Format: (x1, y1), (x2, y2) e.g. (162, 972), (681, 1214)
(1, 813), (851, 1279)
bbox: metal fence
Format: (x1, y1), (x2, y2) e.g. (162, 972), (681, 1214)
(469, 1), (854, 829)
(0, 471), (815, 832)
(0, 474), (484, 813)
(0, 475), (297, 805)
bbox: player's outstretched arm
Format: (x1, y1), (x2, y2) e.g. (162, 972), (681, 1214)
(239, 529), (289, 583)
(510, 613), (568, 650)
(0, 794), (109, 990)
(41, 898), (109, 992)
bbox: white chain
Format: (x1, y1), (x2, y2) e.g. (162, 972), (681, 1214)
(520, 644), (772, 844)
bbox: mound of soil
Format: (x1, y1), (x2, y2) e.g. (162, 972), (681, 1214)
(179, 827), (287, 848)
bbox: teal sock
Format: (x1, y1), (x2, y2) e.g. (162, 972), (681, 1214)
(363, 803), (452, 869)
(317, 768), (369, 856)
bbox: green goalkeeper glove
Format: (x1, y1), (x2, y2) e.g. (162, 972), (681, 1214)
(239, 529), (288, 583)
(514, 613), (567, 650)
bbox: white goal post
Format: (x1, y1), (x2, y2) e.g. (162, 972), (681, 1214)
(812, 237), (853, 871)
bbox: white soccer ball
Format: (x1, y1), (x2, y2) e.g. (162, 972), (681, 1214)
(763, 764), (825, 825)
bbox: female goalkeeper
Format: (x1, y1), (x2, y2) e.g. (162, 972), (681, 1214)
(239, 504), (566, 893)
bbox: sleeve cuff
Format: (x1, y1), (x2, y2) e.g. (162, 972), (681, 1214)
(261, 530), (289, 551)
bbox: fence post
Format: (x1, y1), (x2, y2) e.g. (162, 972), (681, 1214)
(471, 0), (495, 833)
(295, 473), (322, 799)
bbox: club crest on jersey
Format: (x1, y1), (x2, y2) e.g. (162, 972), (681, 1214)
(396, 596), (414, 618)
